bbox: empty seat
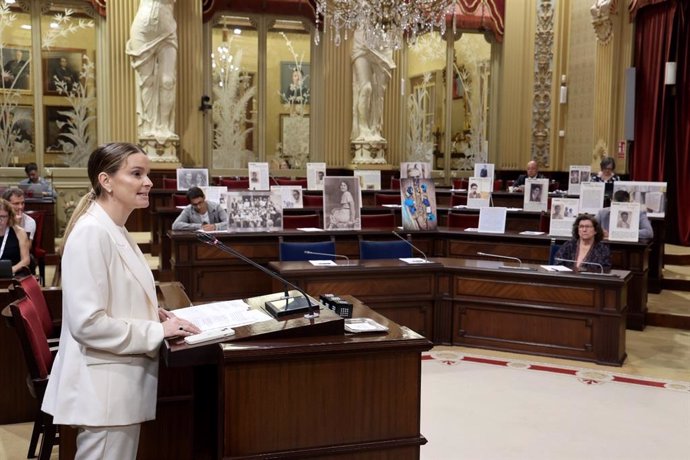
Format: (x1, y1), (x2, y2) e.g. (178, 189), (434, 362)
(447, 213), (479, 229)
(302, 194), (324, 207)
(8, 296), (58, 460)
(493, 179), (504, 191)
(279, 240), (336, 261)
(359, 240), (413, 260)
(172, 194), (189, 206)
(374, 193), (401, 206)
(283, 214), (320, 230)
(390, 177), (401, 190)
(361, 213), (396, 229)
(452, 178), (469, 190)
(25, 210), (46, 286)
(450, 194), (467, 207)
(220, 178), (249, 189)
(275, 178), (308, 187)
(162, 177), (178, 190)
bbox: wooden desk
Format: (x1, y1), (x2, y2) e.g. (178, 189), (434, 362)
(269, 259), (631, 366)
(161, 295), (432, 460)
(169, 228), (650, 330)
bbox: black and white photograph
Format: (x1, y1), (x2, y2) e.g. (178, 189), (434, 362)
(2, 46), (31, 92)
(324, 176), (361, 230)
(226, 191), (283, 232)
(176, 168), (209, 191)
(307, 162), (326, 190)
(271, 185), (303, 209)
(523, 178), (549, 212)
(613, 181), (667, 217)
(42, 49), (83, 95)
(45, 105), (75, 152)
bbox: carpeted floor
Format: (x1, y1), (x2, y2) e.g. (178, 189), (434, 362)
(420, 350), (690, 460)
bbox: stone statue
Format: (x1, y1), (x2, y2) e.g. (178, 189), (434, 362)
(126, 0), (178, 143)
(351, 28), (396, 143)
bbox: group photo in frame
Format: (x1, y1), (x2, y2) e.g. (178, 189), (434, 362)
(1, 45), (31, 92)
(42, 48), (83, 95)
(44, 105), (74, 153)
(226, 191), (283, 232)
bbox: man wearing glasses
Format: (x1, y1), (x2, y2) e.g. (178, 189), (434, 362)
(172, 186), (228, 231)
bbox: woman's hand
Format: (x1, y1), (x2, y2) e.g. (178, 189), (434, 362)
(159, 308), (202, 338)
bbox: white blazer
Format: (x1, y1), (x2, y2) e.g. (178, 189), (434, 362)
(43, 202), (164, 426)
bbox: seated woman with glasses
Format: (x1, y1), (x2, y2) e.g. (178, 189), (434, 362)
(591, 156), (620, 183)
(0, 198), (31, 274)
(554, 214), (611, 273)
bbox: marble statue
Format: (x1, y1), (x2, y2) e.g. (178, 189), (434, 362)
(126, 0), (178, 143)
(351, 28), (396, 144)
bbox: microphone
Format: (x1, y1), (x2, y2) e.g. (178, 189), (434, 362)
(303, 250), (350, 266)
(195, 232), (319, 319)
(554, 257), (616, 276)
(391, 231), (428, 262)
(476, 251), (531, 270)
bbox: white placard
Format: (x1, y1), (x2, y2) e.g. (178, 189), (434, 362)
(478, 207), (507, 233)
(608, 202), (640, 242)
(549, 198), (579, 237)
(248, 162), (270, 190)
(523, 178), (549, 212)
(613, 181), (667, 217)
(271, 185), (303, 209)
(307, 162), (326, 191)
(200, 186), (229, 210)
(354, 170), (382, 190)
(467, 177), (492, 208)
(474, 163), (494, 180)
(579, 182), (605, 214)
(567, 165), (591, 196)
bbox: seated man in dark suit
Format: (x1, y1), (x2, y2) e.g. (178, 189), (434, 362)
(595, 190), (653, 239)
(172, 187), (228, 231)
(514, 160), (545, 191)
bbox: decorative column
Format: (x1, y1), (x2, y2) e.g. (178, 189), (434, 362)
(531, 0), (555, 167)
(589, 0), (622, 167)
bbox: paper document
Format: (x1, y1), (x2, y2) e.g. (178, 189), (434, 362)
(382, 204), (401, 208)
(520, 231), (545, 235)
(173, 299), (272, 331)
(297, 227), (325, 232)
(399, 257), (430, 264)
(541, 265), (573, 272)
(310, 260), (337, 266)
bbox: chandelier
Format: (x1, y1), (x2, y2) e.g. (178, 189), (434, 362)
(314, 0), (456, 50)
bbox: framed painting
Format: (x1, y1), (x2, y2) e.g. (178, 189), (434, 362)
(45, 105), (74, 153)
(1, 45), (31, 93)
(42, 48), (84, 95)
(280, 61), (310, 104)
(10, 105), (34, 146)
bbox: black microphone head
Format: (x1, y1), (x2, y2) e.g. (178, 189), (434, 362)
(195, 231), (217, 245)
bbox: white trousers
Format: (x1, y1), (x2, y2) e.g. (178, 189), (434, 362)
(75, 424), (141, 460)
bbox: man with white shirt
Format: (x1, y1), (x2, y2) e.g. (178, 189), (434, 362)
(172, 186), (228, 231)
(3, 188), (35, 241)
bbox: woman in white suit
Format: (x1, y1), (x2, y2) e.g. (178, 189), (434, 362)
(42, 143), (200, 459)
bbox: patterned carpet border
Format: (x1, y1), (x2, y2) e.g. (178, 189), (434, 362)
(422, 351), (690, 393)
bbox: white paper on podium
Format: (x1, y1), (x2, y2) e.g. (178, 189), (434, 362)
(310, 260), (337, 266)
(173, 299), (272, 331)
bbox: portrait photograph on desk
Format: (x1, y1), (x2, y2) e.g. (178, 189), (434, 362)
(324, 176), (361, 230)
(401, 178), (437, 231)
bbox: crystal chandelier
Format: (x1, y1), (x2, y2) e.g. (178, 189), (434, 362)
(315, 0), (456, 50)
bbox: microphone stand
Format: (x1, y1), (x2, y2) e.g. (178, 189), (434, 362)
(391, 231), (429, 262)
(195, 232), (319, 319)
(303, 250), (350, 266)
(554, 257), (615, 276)
(476, 251), (531, 270)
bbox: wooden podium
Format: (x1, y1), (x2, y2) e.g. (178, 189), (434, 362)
(161, 292), (433, 459)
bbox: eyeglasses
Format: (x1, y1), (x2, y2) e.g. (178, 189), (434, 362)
(578, 224), (593, 229)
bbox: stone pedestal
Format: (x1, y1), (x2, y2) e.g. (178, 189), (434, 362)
(351, 140), (388, 165)
(140, 136), (181, 165)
